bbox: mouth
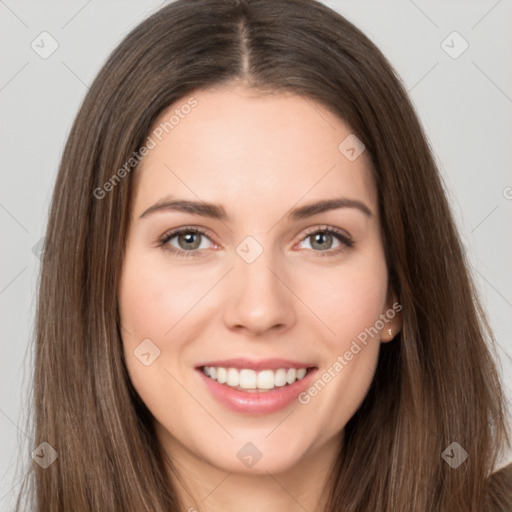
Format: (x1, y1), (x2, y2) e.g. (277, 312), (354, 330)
(195, 358), (318, 414)
(199, 365), (315, 392)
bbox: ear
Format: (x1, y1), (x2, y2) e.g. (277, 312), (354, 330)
(380, 289), (402, 343)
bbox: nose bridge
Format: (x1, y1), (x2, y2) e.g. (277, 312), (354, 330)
(235, 244), (279, 295)
(223, 236), (296, 334)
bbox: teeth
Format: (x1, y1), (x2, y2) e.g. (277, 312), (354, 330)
(202, 366), (309, 391)
(240, 369), (257, 389)
(217, 367), (227, 384)
(274, 368), (287, 387)
(257, 370), (274, 389)
(286, 368), (297, 384)
(227, 368), (240, 387)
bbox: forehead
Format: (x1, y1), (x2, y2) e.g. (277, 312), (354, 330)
(132, 85), (376, 218)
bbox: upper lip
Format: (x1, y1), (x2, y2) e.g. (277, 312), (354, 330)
(196, 358), (317, 371)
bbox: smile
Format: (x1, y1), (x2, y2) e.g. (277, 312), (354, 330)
(196, 358), (318, 415)
(202, 366), (309, 392)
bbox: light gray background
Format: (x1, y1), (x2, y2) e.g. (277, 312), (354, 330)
(1, 0), (511, 507)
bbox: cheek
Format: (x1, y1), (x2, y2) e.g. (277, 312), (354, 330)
(118, 251), (198, 420)
(118, 250), (210, 342)
(295, 255), (388, 431)
(117, 251), (205, 393)
(305, 253), (389, 351)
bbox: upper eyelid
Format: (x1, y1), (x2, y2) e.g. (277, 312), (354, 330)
(301, 224), (351, 238)
(161, 226), (215, 243)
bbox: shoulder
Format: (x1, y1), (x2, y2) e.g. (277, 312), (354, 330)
(487, 462), (512, 512)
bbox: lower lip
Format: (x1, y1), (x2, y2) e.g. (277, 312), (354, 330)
(197, 368), (318, 415)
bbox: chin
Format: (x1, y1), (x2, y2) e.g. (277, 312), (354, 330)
(196, 431), (315, 476)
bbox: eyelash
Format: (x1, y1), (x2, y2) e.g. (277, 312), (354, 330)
(157, 225), (354, 259)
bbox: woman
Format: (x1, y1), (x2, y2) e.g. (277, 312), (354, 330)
(18, 0), (512, 510)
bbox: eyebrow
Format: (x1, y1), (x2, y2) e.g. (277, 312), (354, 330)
(139, 196), (373, 221)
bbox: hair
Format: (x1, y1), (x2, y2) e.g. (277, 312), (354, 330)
(15, 0), (511, 510)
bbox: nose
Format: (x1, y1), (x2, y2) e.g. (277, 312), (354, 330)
(222, 247), (297, 337)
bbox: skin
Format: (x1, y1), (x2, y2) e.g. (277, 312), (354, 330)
(118, 83), (402, 512)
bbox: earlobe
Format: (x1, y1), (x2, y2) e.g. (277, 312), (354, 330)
(381, 324), (400, 342)
(380, 291), (403, 342)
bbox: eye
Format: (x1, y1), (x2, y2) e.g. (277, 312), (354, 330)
(158, 225), (354, 258)
(296, 226), (353, 256)
(158, 227), (216, 258)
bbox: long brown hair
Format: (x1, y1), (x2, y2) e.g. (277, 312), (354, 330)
(17, 0), (511, 510)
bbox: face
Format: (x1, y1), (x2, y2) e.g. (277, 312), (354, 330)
(118, 84), (401, 478)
